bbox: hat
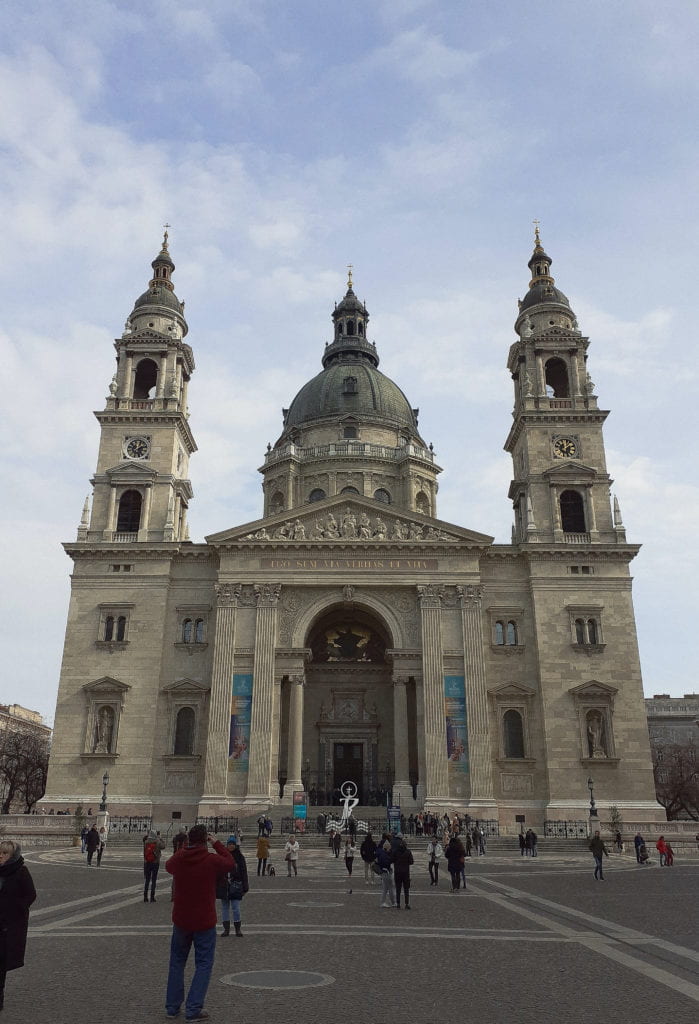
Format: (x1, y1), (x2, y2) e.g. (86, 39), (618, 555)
(227, 835), (239, 845)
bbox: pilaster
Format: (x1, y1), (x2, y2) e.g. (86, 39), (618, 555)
(245, 583), (281, 804)
(418, 584), (449, 806)
(285, 674), (305, 796)
(200, 583), (240, 809)
(458, 584), (496, 808)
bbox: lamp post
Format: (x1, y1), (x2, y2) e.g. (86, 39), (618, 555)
(587, 775), (599, 833)
(99, 771), (110, 812)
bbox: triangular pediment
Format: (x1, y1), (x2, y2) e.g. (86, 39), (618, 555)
(105, 461), (158, 482)
(488, 682), (536, 701)
(162, 678), (210, 695)
(123, 327), (170, 345)
(82, 676), (131, 695)
(543, 461), (598, 481)
(206, 494), (493, 547)
(569, 679), (618, 701)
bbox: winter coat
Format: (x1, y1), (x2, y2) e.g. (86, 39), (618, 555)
(375, 843), (393, 873)
(392, 842), (414, 880)
(256, 836), (270, 859)
(166, 840), (234, 931)
(589, 836), (609, 858)
(284, 840), (300, 862)
(445, 838), (466, 872)
(360, 836), (377, 862)
(215, 848), (249, 901)
(143, 834), (166, 864)
(427, 840), (443, 862)
(0, 850), (37, 971)
(85, 827), (101, 853)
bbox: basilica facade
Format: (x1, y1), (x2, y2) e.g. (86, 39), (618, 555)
(43, 231), (659, 829)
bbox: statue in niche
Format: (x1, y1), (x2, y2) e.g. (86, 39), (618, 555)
(109, 374), (118, 397)
(374, 516), (387, 540)
(586, 710), (607, 758)
(523, 371), (534, 397)
(93, 705), (115, 754)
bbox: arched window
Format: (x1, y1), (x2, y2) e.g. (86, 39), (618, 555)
(495, 621), (505, 645)
(116, 490), (142, 532)
(104, 615), (114, 642)
(506, 621), (518, 645)
(309, 488), (326, 503)
(347, 320), (355, 336)
(340, 486), (360, 495)
(270, 491), (284, 515)
(133, 358), (158, 399)
(575, 618), (585, 645)
(195, 619), (205, 643)
(358, 322), (364, 336)
(545, 357), (569, 398)
(337, 322), (343, 335)
(174, 706), (195, 756)
(116, 616), (126, 642)
(182, 619), (193, 643)
(587, 618), (598, 645)
(560, 490), (586, 533)
(415, 491), (430, 515)
(503, 710), (525, 758)
(374, 488), (391, 504)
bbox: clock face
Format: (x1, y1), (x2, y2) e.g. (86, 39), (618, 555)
(553, 437), (578, 459)
(125, 437), (150, 460)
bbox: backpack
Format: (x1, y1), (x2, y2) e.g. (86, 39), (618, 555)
(144, 841), (158, 863)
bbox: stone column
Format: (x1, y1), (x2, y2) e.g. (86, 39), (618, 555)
(104, 485), (117, 539)
(200, 583), (240, 810)
(120, 353), (133, 399)
(245, 583), (281, 804)
(285, 674), (305, 797)
(535, 352), (545, 396)
(392, 675), (414, 807)
(458, 585), (496, 809)
(418, 585), (449, 806)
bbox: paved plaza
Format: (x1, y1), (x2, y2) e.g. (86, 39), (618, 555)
(11, 841), (699, 1023)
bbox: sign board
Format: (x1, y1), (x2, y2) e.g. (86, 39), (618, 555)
(292, 790), (307, 820)
(387, 805), (401, 833)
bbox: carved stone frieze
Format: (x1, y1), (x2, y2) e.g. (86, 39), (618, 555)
(417, 584), (444, 608)
(457, 584), (483, 606)
(214, 583), (241, 607)
(242, 505), (458, 543)
(254, 583), (281, 607)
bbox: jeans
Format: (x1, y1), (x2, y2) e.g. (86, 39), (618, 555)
(97, 843), (105, 865)
(428, 861), (439, 884)
(450, 870), (461, 890)
(287, 858), (298, 876)
(144, 862), (159, 897)
(593, 855), (604, 879)
(380, 870), (395, 906)
(165, 925), (216, 1019)
(395, 877), (410, 906)
(257, 858), (267, 876)
(220, 897), (241, 924)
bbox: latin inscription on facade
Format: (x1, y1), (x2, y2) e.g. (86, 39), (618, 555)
(261, 557), (438, 571)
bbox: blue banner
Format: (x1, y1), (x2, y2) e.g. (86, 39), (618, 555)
(444, 675), (469, 776)
(229, 673), (253, 771)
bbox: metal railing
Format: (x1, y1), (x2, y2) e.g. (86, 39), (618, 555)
(543, 820), (588, 838)
(195, 816), (239, 835)
(295, 769), (394, 807)
(108, 816), (152, 834)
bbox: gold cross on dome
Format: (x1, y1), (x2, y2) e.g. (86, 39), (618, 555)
(533, 219), (541, 244)
(163, 222), (171, 248)
(347, 263), (353, 290)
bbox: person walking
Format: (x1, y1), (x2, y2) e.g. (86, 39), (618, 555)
(633, 832), (645, 864)
(664, 841), (675, 866)
(173, 827), (188, 853)
(80, 825), (89, 853)
(344, 838), (356, 888)
(529, 830), (538, 858)
(656, 835), (667, 866)
(85, 824), (100, 866)
(143, 830), (166, 903)
(518, 832), (526, 857)
(376, 839), (395, 908)
(427, 836), (442, 885)
(360, 832), (377, 884)
(256, 834), (270, 876)
(0, 840), (36, 1012)
(164, 825), (234, 1021)
(332, 830), (342, 859)
(96, 825), (109, 866)
(589, 830), (609, 880)
(217, 836), (249, 937)
(284, 834), (300, 876)
(393, 835), (414, 909)
(445, 834), (466, 892)
(257, 814), (266, 837)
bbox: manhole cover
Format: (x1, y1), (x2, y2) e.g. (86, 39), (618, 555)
(288, 901), (343, 908)
(221, 970), (335, 990)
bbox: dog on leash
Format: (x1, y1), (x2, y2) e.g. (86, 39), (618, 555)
(267, 861), (276, 877)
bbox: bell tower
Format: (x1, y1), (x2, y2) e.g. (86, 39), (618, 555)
(504, 228), (626, 545)
(81, 231), (197, 544)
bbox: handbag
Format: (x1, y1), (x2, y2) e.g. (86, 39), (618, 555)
(371, 860), (382, 875)
(284, 852), (291, 861)
(228, 878), (244, 899)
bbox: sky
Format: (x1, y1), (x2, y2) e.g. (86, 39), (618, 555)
(1, 0), (697, 724)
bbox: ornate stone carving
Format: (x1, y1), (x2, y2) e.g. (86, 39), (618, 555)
(254, 583), (281, 607)
(243, 507), (458, 543)
(214, 583), (241, 607)
(457, 584), (483, 606)
(417, 584), (444, 607)
(342, 585), (355, 602)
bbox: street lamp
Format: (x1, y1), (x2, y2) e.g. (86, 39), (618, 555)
(587, 775), (598, 821)
(99, 770), (110, 812)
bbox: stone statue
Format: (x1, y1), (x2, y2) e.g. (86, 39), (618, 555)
(109, 374), (118, 397)
(293, 519), (306, 540)
(325, 513), (339, 539)
(341, 508), (357, 539)
(166, 373), (179, 399)
(312, 519), (325, 539)
(523, 371), (533, 397)
(392, 520), (406, 541)
(94, 705), (114, 754)
(374, 517), (387, 540)
(358, 512), (371, 538)
(585, 371), (595, 395)
(587, 711), (606, 758)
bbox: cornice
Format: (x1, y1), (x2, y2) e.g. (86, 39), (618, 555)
(94, 409), (197, 453)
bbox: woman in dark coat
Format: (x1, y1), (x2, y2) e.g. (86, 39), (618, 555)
(445, 835), (466, 892)
(0, 840), (37, 1010)
(216, 836), (249, 936)
(392, 837), (414, 909)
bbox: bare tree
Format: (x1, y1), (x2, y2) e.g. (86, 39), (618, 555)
(652, 741), (699, 821)
(0, 730), (51, 813)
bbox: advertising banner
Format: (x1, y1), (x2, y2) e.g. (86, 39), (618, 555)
(229, 673), (253, 771)
(292, 790), (307, 819)
(444, 675), (469, 776)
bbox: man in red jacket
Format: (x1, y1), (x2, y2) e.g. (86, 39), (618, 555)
(164, 825), (234, 1021)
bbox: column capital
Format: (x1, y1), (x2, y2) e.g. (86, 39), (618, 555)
(254, 582), (281, 607)
(457, 584), (483, 607)
(214, 582), (241, 607)
(392, 675), (410, 688)
(289, 674), (305, 687)
(417, 584), (444, 608)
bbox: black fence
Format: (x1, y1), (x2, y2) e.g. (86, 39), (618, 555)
(543, 820), (588, 838)
(195, 816), (239, 835)
(108, 816), (152, 834)
(295, 769), (395, 807)
(279, 816), (501, 837)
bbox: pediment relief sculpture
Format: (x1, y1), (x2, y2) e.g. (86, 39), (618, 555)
(243, 506), (459, 543)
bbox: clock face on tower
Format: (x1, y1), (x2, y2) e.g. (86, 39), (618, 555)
(124, 436), (150, 460)
(553, 436), (578, 459)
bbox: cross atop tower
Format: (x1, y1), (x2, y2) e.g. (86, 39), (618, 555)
(347, 263), (353, 290)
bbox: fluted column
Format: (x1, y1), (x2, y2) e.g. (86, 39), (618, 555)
(459, 585), (495, 805)
(285, 674), (305, 796)
(246, 583), (281, 803)
(201, 583), (240, 804)
(392, 677), (410, 785)
(418, 585), (449, 805)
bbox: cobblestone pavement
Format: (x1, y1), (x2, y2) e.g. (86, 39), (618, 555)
(12, 844), (699, 1024)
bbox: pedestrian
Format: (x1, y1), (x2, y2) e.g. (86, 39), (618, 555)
(614, 831), (623, 854)
(97, 825), (109, 866)
(217, 836), (249, 937)
(633, 832), (645, 864)
(164, 826), (234, 1021)
(257, 814), (266, 837)
(256, 834), (270, 876)
(393, 835), (414, 909)
(478, 827), (486, 856)
(264, 816), (273, 838)
(464, 831), (472, 858)
(376, 839), (395, 908)
(80, 825), (89, 853)
(656, 835), (667, 866)
(589, 830), (609, 880)
(360, 832), (377, 884)
(173, 827), (188, 853)
(664, 842), (675, 866)
(0, 840), (36, 1012)
(284, 834), (300, 876)
(445, 834), (466, 891)
(530, 829), (538, 858)
(332, 830), (342, 858)
(143, 830), (166, 903)
(518, 832), (526, 857)
(427, 835), (442, 885)
(85, 824), (100, 866)
(344, 838), (356, 885)
(316, 812), (326, 835)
